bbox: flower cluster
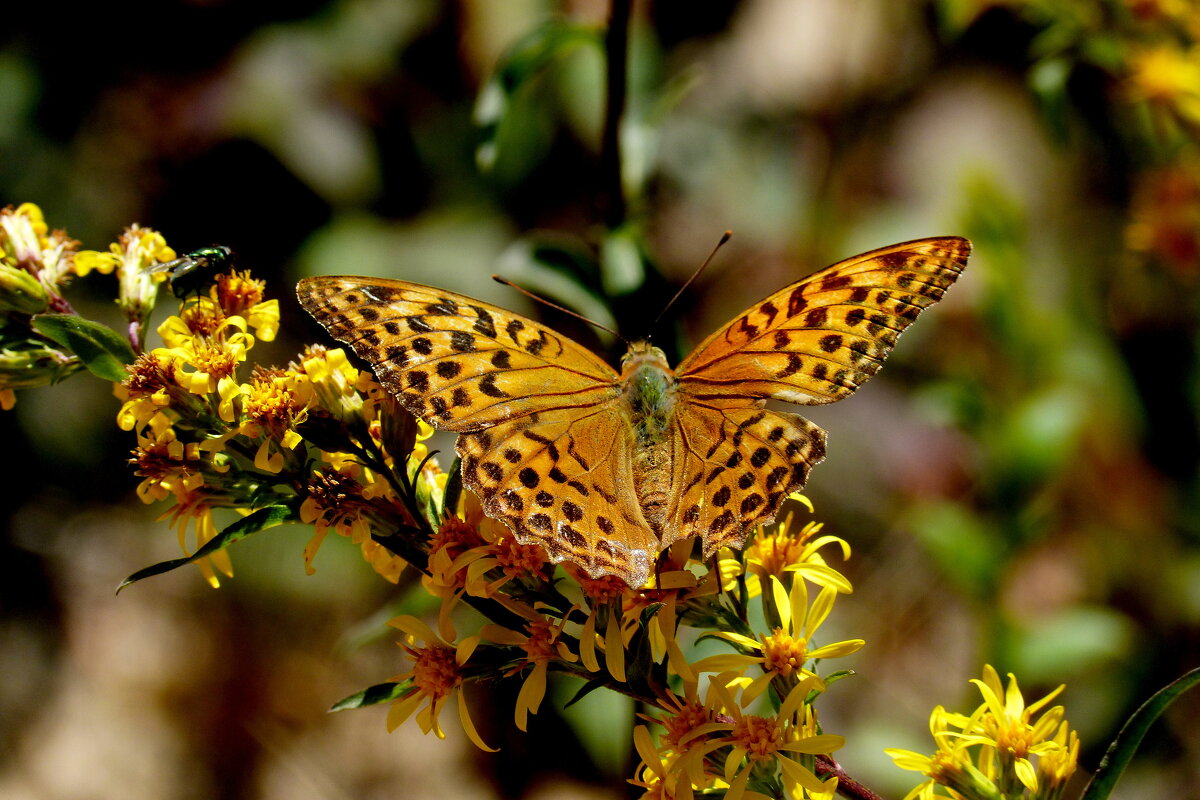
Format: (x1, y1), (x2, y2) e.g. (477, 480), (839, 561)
(381, 482), (858, 799)
(118, 280), (436, 586)
(887, 665), (1080, 800)
(0, 203), (109, 409)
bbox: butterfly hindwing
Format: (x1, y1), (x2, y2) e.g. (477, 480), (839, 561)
(659, 399), (827, 555)
(297, 276), (621, 432)
(675, 237), (970, 405)
(457, 405), (658, 583)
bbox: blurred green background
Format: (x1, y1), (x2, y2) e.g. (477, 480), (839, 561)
(3, 1), (1199, 798)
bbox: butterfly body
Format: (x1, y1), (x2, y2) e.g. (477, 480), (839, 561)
(297, 236), (970, 587)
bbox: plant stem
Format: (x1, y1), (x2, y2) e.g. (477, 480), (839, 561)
(816, 756), (885, 800)
(601, 0), (632, 229)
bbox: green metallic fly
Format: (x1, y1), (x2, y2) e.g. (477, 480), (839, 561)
(152, 245), (235, 299)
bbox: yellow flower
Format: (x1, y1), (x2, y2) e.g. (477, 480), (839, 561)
(683, 679), (843, 800)
(129, 426), (206, 503)
(886, 665), (1079, 800)
(236, 366), (312, 471)
(386, 615), (494, 751)
(157, 313), (254, 396)
(1125, 158), (1200, 279)
(213, 270), (279, 341)
(299, 466), (406, 583)
(159, 487), (233, 588)
(0, 203), (78, 291)
(964, 666), (1068, 795)
(1125, 44), (1200, 130)
(481, 610), (577, 731)
(742, 499), (852, 596)
(693, 576), (864, 704)
(886, 705), (998, 800)
(296, 345), (375, 425)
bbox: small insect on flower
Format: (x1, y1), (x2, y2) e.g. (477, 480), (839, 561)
(152, 245), (235, 299)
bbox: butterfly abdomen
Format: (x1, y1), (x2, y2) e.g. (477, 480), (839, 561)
(619, 343), (679, 538)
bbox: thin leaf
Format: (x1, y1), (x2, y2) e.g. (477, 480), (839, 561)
(32, 314), (136, 381)
(474, 21), (602, 170)
(564, 675), (610, 708)
(117, 505), (296, 591)
(1081, 667), (1200, 800)
(331, 680), (412, 711)
(441, 456), (463, 520)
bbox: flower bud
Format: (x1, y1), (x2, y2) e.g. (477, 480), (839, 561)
(0, 263), (50, 314)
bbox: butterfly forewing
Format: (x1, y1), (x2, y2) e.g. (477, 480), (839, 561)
(297, 276), (621, 432)
(675, 237), (970, 405)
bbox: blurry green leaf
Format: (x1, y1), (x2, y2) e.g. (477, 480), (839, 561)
(331, 680), (411, 711)
(31, 314), (135, 382)
(1029, 57), (1071, 143)
(1011, 606), (1135, 678)
(117, 505), (297, 591)
(992, 385), (1086, 485)
(1081, 668), (1200, 800)
(930, 0), (985, 38)
(496, 237), (617, 335)
(906, 500), (1005, 595)
(600, 224), (645, 295)
(556, 676), (632, 775)
(474, 20), (602, 171)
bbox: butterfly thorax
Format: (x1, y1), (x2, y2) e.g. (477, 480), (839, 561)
(620, 342), (677, 446)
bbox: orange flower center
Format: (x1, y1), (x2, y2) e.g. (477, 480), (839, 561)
(411, 644), (462, 700)
(662, 702), (712, 752)
(216, 270), (265, 317)
(760, 628), (808, 676)
(493, 536), (550, 580)
(521, 619), (558, 663)
(731, 715), (784, 760)
(189, 340), (238, 380)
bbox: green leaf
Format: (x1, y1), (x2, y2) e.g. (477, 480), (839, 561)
(32, 314), (136, 381)
(1028, 56), (1071, 144)
(600, 224), (646, 296)
(441, 456), (463, 520)
(637, 602), (665, 630)
(495, 237), (616, 336)
(331, 680), (412, 711)
(1081, 668), (1200, 800)
(474, 20), (602, 171)
(563, 676), (609, 708)
(117, 505), (297, 592)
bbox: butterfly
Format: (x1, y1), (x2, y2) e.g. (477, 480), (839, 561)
(297, 236), (970, 587)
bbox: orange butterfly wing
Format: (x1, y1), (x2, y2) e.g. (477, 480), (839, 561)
(662, 236), (971, 556)
(675, 236), (971, 404)
(297, 276), (620, 431)
(297, 276), (659, 583)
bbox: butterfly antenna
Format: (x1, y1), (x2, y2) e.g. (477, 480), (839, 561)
(653, 230), (732, 328)
(492, 275), (629, 345)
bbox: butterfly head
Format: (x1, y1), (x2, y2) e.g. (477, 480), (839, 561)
(620, 340), (669, 373)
